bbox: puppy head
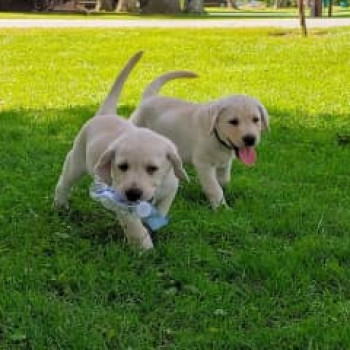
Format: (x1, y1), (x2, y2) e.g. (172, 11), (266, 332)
(94, 129), (188, 202)
(210, 95), (269, 166)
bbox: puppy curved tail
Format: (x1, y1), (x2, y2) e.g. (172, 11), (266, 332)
(142, 70), (198, 101)
(96, 51), (143, 116)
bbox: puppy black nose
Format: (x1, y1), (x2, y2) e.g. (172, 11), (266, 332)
(242, 135), (256, 147)
(125, 188), (142, 202)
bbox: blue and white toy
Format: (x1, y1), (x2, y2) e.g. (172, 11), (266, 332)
(90, 180), (169, 232)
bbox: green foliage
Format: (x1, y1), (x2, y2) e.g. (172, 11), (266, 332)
(0, 27), (350, 349)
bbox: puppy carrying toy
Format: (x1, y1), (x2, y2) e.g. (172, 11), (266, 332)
(54, 51), (187, 249)
(90, 180), (169, 232)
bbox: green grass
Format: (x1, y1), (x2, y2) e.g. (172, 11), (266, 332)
(0, 6), (349, 19)
(1, 27), (350, 348)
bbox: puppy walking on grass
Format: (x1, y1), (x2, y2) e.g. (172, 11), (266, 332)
(54, 52), (188, 249)
(131, 71), (269, 209)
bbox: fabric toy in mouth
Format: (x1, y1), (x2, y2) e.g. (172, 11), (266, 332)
(89, 180), (169, 232)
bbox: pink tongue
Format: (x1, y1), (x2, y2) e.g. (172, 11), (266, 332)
(238, 147), (256, 166)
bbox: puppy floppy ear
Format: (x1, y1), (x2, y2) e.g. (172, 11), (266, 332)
(94, 147), (116, 185)
(258, 103), (269, 132)
(167, 143), (189, 182)
(208, 104), (226, 135)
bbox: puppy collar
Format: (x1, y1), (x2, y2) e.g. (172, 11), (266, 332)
(213, 127), (239, 157)
(213, 127), (231, 150)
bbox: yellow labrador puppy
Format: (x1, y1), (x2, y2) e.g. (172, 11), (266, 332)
(131, 71), (268, 209)
(54, 53), (188, 249)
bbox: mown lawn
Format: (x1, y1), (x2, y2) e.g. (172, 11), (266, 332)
(0, 27), (350, 349)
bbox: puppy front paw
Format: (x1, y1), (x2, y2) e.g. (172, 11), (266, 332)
(140, 233), (154, 250)
(217, 177), (231, 188)
(52, 197), (69, 211)
(211, 197), (229, 210)
(126, 226), (154, 250)
(130, 232), (154, 250)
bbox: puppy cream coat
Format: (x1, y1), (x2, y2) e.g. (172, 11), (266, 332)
(131, 71), (268, 209)
(54, 53), (187, 249)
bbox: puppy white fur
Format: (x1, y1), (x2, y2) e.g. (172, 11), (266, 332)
(54, 53), (188, 249)
(131, 71), (269, 209)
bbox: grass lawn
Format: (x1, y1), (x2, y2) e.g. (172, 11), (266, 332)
(1, 27), (350, 348)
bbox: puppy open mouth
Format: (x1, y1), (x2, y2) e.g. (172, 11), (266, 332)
(227, 139), (256, 166)
(213, 128), (256, 166)
(237, 147), (256, 166)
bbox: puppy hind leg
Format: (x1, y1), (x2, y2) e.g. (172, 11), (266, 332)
(54, 149), (86, 208)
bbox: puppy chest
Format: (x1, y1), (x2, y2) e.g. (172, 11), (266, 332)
(195, 148), (233, 168)
(213, 153), (234, 167)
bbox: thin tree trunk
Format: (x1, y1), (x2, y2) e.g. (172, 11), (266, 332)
(298, 0), (307, 36)
(116, 0), (138, 12)
(227, 0), (239, 9)
(310, 0), (322, 16)
(183, 0), (189, 11)
(328, 0), (332, 16)
(95, 0), (114, 11)
(142, 0), (181, 13)
(184, 0), (204, 12)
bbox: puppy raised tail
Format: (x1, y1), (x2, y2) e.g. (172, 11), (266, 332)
(96, 51), (144, 116)
(141, 70), (198, 101)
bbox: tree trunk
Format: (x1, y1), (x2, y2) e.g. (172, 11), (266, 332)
(328, 0), (332, 16)
(227, 0), (239, 9)
(0, 0), (32, 11)
(183, 0), (189, 11)
(298, 0), (307, 36)
(310, 0), (322, 16)
(141, 0), (181, 13)
(184, 0), (204, 12)
(116, 0), (138, 12)
(95, 0), (114, 11)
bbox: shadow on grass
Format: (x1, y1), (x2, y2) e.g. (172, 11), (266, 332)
(1, 104), (349, 247)
(0, 104), (136, 247)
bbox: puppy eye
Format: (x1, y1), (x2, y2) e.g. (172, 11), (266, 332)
(229, 119), (239, 126)
(118, 162), (129, 172)
(253, 117), (260, 124)
(146, 165), (159, 175)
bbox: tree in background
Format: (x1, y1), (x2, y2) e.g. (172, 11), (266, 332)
(183, 0), (204, 12)
(141, 0), (181, 13)
(274, 0), (285, 8)
(328, 0), (333, 16)
(0, 0), (45, 11)
(298, 0), (307, 36)
(226, 0), (239, 9)
(116, 0), (205, 13)
(310, 0), (323, 16)
(95, 0), (114, 11)
(116, 0), (138, 11)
